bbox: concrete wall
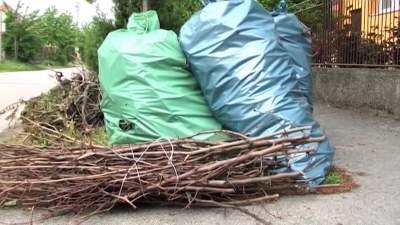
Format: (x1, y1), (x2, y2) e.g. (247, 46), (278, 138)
(311, 68), (400, 117)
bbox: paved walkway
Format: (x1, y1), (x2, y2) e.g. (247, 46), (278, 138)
(0, 104), (399, 225)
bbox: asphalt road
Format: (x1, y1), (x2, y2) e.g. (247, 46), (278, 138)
(0, 68), (76, 132)
(0, 70), (399, 224)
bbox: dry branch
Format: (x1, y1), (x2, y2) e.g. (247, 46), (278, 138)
(0, 127), (322, 224)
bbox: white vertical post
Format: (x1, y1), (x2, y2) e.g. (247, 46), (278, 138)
(0, 11), (5, 61)
(0, 12), (2, 61)
(76, 2), (80, 27)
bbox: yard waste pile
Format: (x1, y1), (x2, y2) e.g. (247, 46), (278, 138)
(0, 2), (336, 223)
(0, 68), (103, 145)
(179, 0), (334, 185)
(97, 11), (222, 145)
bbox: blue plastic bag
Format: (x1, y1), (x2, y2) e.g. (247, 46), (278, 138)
(272, 0), (314, 112)
(179, 0), (334, 185)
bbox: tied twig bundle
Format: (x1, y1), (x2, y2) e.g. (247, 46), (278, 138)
(0, 127), (323, 224)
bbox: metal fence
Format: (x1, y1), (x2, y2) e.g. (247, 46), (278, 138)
(296, 0), (400, 68)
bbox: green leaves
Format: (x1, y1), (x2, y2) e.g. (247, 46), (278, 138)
(2, 3), (79, 64)
(2, 7), (44, 62)
(152, 0), (202, 34)
(37, 7), (79, 64)
(113, 0), (141, 29)
(78, 9), (116, 72)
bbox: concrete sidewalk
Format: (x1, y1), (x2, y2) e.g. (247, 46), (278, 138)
(0, 104), (399, 225)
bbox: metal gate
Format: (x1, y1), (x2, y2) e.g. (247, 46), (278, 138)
(296, 0), (400, 68)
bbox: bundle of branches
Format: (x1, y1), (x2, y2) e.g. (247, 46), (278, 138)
(18, 68), (103, 136)
(0, 127), (323, 224)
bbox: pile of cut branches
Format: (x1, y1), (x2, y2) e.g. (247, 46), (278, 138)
(0, 127), (322, 224)
(0, 67), (105, 145)
(20, 68), (103, 133)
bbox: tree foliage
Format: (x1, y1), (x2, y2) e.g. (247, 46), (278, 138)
(37, 7), (79, 64)
(152, 0), (202, 34)
(2, 2), (79, 64)
(2, 5), (44, 62)
(78, 9), (115, 72)
(112, 0), (141, 29)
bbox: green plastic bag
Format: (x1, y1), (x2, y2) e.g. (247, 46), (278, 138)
(97, 11), (223, 145)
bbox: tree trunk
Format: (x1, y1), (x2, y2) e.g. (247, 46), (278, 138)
(13, 36), (18, 60)
(142, 0), (150, 11)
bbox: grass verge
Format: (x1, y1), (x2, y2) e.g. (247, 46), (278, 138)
(0, 60), (67, 72)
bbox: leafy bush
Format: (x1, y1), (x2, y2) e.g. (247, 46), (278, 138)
(300, 0), (400, 68)
(153, 0), (202, 34)
(384, 19), (400, 65)
(307, 13), (391, 67)
(80, 10), (115, 72)
(334, 32), (388, 66)
(112, 0), (141, 29)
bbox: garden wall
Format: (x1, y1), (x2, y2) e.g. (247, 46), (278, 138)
(311, 68), (400, 117)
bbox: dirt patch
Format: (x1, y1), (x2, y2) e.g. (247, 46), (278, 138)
(312, 167), (360, 194)
(267, 167), (359, 196)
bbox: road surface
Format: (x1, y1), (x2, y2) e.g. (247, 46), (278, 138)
(0, 68), (77, 132)
(0, 70), (399, 224)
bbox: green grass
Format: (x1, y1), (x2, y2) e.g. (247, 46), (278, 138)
(0, 60), (67, 72)
(324, 171), (342, 184)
